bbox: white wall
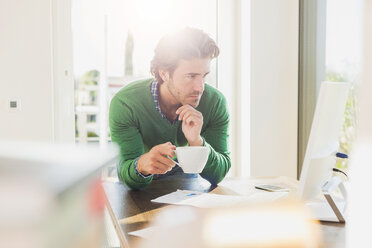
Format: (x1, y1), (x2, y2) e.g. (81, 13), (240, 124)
(217, 0), (251, 177)
(0, 0), (54, 141)
(217, 0), (298, 178)
(250, 0), (299, 178)
(52, 0), (75, 142)
(0, 0), (74, 142)
(217, 0), (238, 176)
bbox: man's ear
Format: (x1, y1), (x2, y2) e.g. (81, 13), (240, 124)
(159, 69), (170, 82)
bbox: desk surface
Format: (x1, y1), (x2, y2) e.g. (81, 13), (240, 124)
(103, 177), (345, 248)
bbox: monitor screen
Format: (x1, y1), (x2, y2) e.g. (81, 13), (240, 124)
(297, 82), (350, 201)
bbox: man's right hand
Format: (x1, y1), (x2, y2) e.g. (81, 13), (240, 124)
(137, 142), (176, 176)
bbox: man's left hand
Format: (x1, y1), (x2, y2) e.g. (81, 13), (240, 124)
(176, 105), (203, 146)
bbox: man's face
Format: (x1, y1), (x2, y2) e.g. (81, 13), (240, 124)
(164, 58), (211, 108)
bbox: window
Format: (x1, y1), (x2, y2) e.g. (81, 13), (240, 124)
(299, 0), (362, 175)
(325, 0), (363, 169)
(72, 0), (218, 144)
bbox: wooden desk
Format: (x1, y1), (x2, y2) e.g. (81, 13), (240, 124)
(103, 177), (345, 248)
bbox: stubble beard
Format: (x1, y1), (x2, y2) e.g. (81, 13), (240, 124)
(167, 78), (181, 106)
(167, 78), (201, 108)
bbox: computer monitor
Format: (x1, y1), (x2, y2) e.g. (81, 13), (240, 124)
(297, 81), (350, 201)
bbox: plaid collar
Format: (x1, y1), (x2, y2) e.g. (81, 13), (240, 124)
(150, 80), (177, 125)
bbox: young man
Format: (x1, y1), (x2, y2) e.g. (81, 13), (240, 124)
(109, 27), (230, 189)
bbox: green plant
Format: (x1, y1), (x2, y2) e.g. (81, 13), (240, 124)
(87, 131), (99, 138)
(79, 70), (100, 86)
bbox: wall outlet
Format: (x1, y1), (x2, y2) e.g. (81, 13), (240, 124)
(7, 99), (21, 112)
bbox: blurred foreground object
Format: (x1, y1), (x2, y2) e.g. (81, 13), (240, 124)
(137, 201), (322, 248)
(347, 1), (372, 247)
(0, 141), (118, 248)
(347, 142), (372, 247)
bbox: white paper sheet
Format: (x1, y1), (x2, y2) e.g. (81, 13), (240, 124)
(128, 226), (157, 239)
(130, 191), (289, 239)
(151, 190), (288, 208)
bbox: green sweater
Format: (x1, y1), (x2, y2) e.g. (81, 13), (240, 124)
(109, 78), (230, 189)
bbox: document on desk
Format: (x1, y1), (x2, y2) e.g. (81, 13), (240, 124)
(151, 190), (288, 208)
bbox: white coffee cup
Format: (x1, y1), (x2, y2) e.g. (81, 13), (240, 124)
(175, 146), (210, 173)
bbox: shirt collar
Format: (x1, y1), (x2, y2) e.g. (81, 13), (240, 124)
(150, 80), (177, 125)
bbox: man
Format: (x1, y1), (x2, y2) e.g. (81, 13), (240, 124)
(109, 27), (230, 190)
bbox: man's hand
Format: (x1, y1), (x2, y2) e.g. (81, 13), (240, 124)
(137, 142), (176, 176)
(176, 105), (203, 146)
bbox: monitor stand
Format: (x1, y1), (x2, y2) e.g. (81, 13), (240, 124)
(321, 176), (347, 223)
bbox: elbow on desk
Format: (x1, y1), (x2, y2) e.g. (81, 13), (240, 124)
(201, 172), (226, 186)
(125, 182), (148, 190)
(117, 167), (151, 190)
(200, 163), (231, 186)
(120, 174), (150, 190)
(116, 160), (152, 190)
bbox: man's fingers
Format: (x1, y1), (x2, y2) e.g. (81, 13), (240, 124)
(176, 105), (194, 120)
(182, 112), (199, 123)
(155, 143), (176, 157)
(178, 108), (187, 121)
(147, 166), (167, 175)
(178, 109), (194, 121)
(138, 142), (177, 175)
(157, 154), (176, 167)
(177, 105), (200, 121)
(181, 111), (192, 122)
(151, 161), (173, 174)
(176, 105), (191, 115)
(183, 113), (202, 126)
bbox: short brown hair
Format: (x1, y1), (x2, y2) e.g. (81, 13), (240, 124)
(150, 27), (220, 84)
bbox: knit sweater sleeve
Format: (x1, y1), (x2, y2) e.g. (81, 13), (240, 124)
(109, 96), (153, 190)
(199, 94), (231, 185)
